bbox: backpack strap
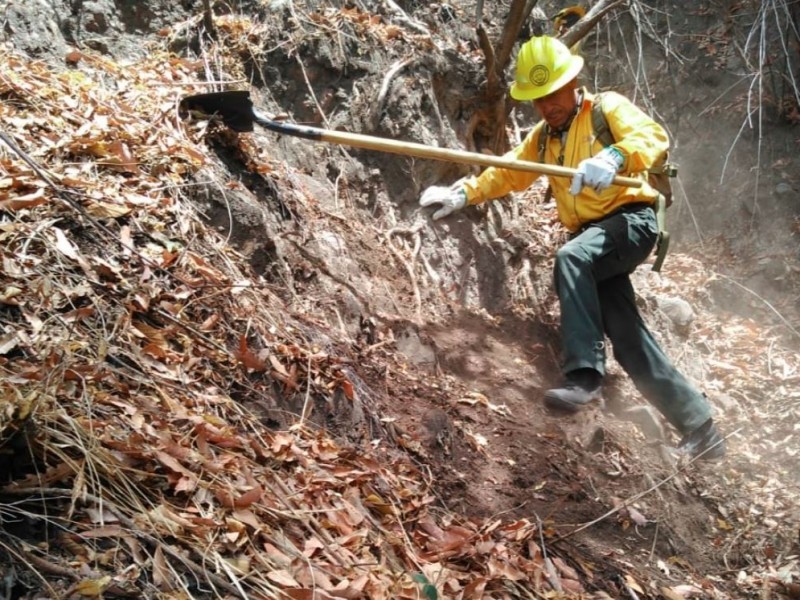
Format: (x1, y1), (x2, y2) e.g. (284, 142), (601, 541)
(591, 92), (615, 149)
(591, 91), (670, 272)
(537, 123), (549, 164)
(537, 125), (553, 203)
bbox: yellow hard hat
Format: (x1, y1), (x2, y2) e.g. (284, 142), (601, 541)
(510, 36), (584, 101)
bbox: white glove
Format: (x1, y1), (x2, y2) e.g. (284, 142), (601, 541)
(419, 183), (467, 220)
(569, 147), (624, 195)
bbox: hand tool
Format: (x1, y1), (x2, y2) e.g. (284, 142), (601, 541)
(180, 90), (643, 188)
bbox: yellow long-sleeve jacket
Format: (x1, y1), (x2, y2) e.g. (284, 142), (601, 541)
(462, 89), (669, 233)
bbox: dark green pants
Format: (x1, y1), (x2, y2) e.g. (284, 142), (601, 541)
(554, 205), (711, 435)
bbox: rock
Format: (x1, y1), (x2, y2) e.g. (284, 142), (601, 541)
(395, 327), (436, 366)
(757, 255), (788, 280)
(623, 405), (666, 441)
(4, 0), (67, 58)
(82, 1), (111, 34)
(657, 296), (695, 327)
(713, 393), (740, 414)
(267, 0), (293, 10)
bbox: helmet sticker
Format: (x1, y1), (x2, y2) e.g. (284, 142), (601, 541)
(529, 65), (550, 86)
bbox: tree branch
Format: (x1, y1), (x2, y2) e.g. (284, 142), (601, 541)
(477, 25), (499, 92)
(494, 0), (530, 74)
(475, 0), (485, 27)
(561, 0), (625, 49)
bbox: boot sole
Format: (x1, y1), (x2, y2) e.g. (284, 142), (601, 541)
(678, 440), (726, 461)
(543, 393), (597, 412)
(677, 420), (726, 460)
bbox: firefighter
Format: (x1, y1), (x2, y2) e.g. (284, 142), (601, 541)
(418, 36), (725, 460)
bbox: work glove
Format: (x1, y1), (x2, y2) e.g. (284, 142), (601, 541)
(419, 182), (468, 220)
(569, 147), (624, 195)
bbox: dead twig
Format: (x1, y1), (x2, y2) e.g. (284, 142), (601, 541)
(266, 476), (351, 570)
(18, 544), (81, 581)
(0, 488), (244, 597)
(383, 0), (430, 36)
(533, 511), (562, 593)
(202, 0), (215, 38)
(371, 58), (413, 129)
(385, 224), (424, 323)
(713, 273), (800, 340)
(294, 54), (331, 129)
(621, 574), (643, 599)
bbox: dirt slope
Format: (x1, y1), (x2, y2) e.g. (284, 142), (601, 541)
(0, 1), (798, 599)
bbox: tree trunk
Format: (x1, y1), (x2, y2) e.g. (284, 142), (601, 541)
(469, 0), (533, 156)
(471, 0), (624, 156)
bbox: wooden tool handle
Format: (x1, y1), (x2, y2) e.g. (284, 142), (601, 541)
(252, 111), (643, 189)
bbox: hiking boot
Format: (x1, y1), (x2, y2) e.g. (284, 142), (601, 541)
(544, 368), (602, 412)
(677, 418), (726, 460)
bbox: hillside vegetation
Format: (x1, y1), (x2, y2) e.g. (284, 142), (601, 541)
(0, 1), (798, 599)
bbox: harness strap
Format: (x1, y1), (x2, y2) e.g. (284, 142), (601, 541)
(652, 193), (670, 272)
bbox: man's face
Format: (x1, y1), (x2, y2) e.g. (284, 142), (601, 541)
(533, 82), (578, 130)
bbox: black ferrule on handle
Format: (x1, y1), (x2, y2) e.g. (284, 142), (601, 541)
(252, 110), (324, 142)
